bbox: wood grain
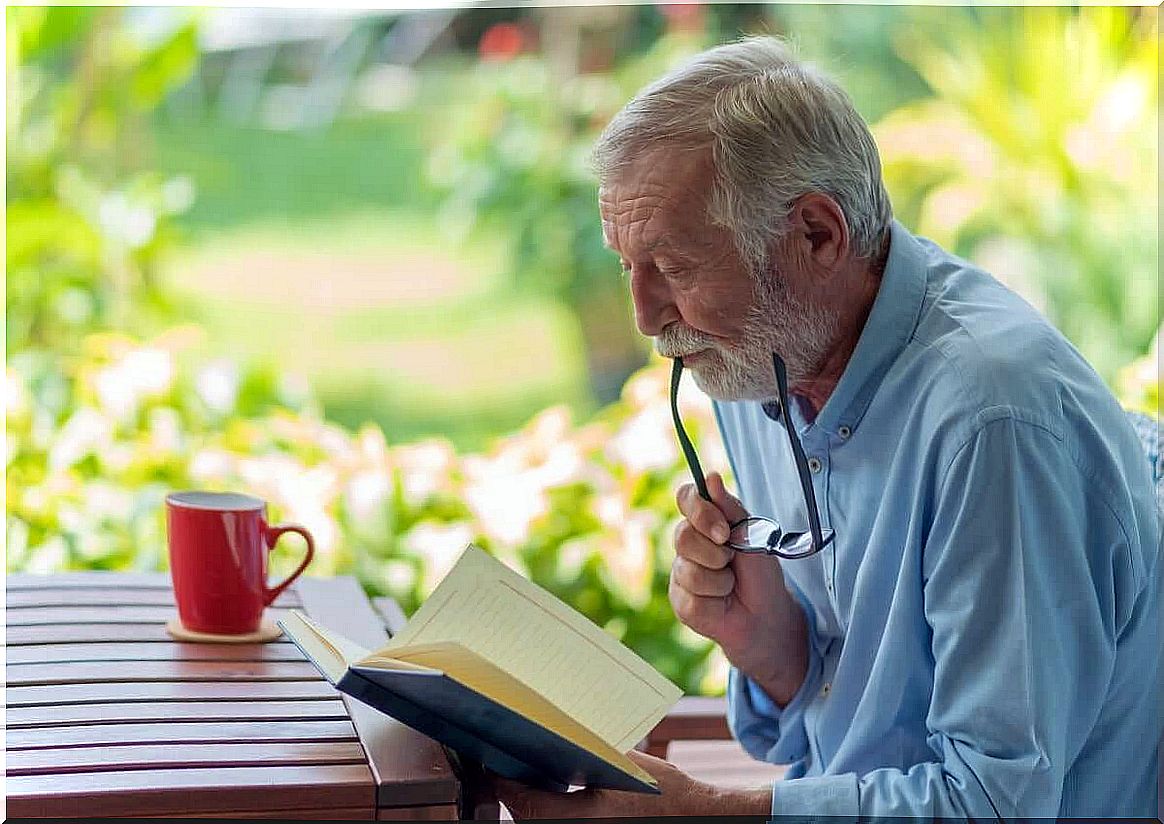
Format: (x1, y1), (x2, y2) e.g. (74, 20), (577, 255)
(7, 571), (173, 589)
(5, 587), (301, 608)
(7, 622), (286, 644)
(376, 805), (460, 820)
(7, 698), (350, 728)
(4, 764), (375, 817)
(6, 605), (293, 626)
(6, 659), (319, 686)
(7, 678), (339, 707)
(297, 577), (459, 809)
(7, 719), (358, 750)
(0, 574), (466, 820)
(155, 807), (374, 819)
(7, 741), (368, 775)
(5, 641), (306, 664)
(644, 695), (731, 757)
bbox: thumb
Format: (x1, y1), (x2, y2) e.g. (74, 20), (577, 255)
(707, 472), (748, 524)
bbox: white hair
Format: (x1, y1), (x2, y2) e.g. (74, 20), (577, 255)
(592, 36), (892, 274)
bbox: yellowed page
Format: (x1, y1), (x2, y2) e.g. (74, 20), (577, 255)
(370, 641), (656, 788)
(383, 545), (682, 752)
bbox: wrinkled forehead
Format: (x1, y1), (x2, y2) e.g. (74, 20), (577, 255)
(598, 147), (714, 233)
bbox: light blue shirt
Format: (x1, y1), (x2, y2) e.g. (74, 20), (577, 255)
(715, 221), (1161, 818)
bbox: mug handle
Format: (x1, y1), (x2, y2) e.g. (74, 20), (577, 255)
(263, 523), (315, 606)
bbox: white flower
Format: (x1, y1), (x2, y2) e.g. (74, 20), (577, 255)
(404, 522), (475, 593)
(195, 360), (240, 415)
(188, 448), (236, 482)
(148, 407), (184, 454)
(345, 469), (391, 522)
(98, 191), (157, 249)
(5, 368), (29, 419)
(393, 439), (456, 503)
(26, 536), (68, 573)
(49, 407), (114, 472)
(94, 347), (174, 420)
(605, 406), (677, 474)
(463, 453), (546, 547)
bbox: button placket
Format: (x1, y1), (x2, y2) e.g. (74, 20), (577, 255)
(813, 448), (839, 609)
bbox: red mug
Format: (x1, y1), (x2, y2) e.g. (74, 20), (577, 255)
(166, 491), (315, 635)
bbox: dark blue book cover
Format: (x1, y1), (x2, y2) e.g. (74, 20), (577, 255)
(278, 610), (661, 795)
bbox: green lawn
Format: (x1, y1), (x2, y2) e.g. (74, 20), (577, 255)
(150, 113), (594, 450)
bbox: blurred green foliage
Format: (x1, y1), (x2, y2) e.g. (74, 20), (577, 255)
(6, 6), (200, 355)
(6, 331), (732, 693)
(875, 7), (1158, 383)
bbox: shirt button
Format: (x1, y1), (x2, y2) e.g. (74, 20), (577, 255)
(821, 682), (832, 697)
(807, 457), (823, 473)
(838, 425), (852, 439)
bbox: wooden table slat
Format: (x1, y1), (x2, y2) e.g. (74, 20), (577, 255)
(155, 807), (374, 819)
(6, 571), (173, 590)
(5, 587), (302, 609)
(5, 641), (307, 664)
(6, 659), (320, 686)
(376, 805), (460, 821)
(6, 719), (359, 750)
(6, 623), (294, 645)
(2, 574), (459, 819)
(4, 764), (376, 817)
(6, 740), (369, 776)
(7, 678), (340, 707)
(7, 698), (351, 729)
(7, 605), (295, 626)
(297, 578), (460, 808)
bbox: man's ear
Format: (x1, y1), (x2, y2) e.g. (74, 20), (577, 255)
(785, 193), (850, 275)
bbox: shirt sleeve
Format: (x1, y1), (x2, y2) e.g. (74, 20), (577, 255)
(770, 413), (1126, 818)
(726, 577), (828, 769)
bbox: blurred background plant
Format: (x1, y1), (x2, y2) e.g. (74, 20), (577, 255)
(6, 4), (1159, 695)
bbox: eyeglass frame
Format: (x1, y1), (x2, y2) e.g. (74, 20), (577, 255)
(668, 351), (835, 559)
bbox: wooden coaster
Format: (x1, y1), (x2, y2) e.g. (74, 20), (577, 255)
(165, 617), (283, 644)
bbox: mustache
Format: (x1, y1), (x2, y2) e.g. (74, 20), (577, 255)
(653, 324), (717, 358)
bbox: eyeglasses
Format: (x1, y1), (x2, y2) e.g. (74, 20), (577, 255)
(669, 352), (835, 559)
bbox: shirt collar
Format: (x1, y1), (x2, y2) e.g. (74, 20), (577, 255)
(798, 220), (929, 436)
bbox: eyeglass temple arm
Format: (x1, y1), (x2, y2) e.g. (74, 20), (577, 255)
(772, 353), (828, 550)
(670, 357), (712, 502)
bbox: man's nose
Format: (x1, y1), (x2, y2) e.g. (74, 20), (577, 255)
(629, 269), (677, 337)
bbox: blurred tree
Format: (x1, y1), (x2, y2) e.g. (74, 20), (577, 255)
(425, 19), (718, 407)
(6, 6), (200, 356)
(875, 7), (1158, 383)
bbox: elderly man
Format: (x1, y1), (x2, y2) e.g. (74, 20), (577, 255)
(496, 37), (1161, 818)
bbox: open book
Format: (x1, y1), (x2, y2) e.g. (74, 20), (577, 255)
(278, 544), (682, 793)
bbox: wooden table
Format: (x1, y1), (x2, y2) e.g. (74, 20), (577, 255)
(5, 572), (464, 819)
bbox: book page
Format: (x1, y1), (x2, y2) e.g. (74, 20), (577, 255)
(381, 545), (682, 752)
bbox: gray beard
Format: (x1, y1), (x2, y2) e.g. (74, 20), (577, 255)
(656, 273), (838, 402)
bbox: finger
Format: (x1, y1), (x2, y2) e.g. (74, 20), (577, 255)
(672, 555), (735, 597)
(675, 482), (732, 543)
(668, 577), (729, 637)
(492, 776), (571, 821)
(673, 519), (734, 570)
(707, 472), (749, 524)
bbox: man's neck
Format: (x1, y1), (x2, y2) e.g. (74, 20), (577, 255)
(792, 236), (890, 416)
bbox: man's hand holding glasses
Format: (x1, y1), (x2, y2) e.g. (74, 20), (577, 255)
(667, 352), (832, 706)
